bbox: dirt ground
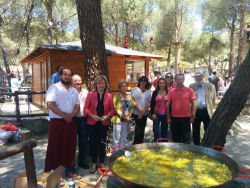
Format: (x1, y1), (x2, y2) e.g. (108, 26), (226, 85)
(0, 115), (250, 188)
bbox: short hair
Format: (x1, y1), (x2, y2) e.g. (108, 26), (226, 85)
(56, 64), (63, 71)
(118, 80), (128, 89)
(213, 71), (217, 75)
(175, 73), (185, 80)
(60, 67), (73, 76)
(72, 74), (82, 81)
(94, 75), (109, 91)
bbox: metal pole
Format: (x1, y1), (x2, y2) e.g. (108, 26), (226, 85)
(15, 91), (21, 123)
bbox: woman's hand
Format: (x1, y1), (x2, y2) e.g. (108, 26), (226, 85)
(90, 114), (101, 122)
(101, 115), (109, 122)
(152, 114), (157, 120)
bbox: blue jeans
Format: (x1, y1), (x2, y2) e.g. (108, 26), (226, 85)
(76, 117), (88, 166)
(153, 114), (168, 142)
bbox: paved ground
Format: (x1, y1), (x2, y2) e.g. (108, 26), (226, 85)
(0, 114), (250, 187)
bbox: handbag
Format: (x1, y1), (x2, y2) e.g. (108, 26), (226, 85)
(153, 94), (166, 114)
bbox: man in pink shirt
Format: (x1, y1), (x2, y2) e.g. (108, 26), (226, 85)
(166, 73), (197, 144)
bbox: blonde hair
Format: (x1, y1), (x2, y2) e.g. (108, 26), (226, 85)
(118, 80), (128, 89)
(94, 75), (109, 91)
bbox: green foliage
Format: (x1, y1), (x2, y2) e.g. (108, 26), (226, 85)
(182, 33), (226, 66)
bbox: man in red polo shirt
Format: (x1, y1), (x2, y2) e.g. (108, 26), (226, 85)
(166, 73), (197, 144)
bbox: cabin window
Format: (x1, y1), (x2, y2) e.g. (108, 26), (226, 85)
(126, 60), (145, 83)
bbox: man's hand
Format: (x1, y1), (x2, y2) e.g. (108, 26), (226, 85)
(63, 113), (73, 123)
(190, 116), (195, 124)
(152, 114), (157, 120)
(167, 116), (171, 124)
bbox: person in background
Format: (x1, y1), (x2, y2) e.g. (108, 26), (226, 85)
(84, 75), (115, 173)
(45, 68), (80, 178)
(165, 72), (175, 90)
(166, 73), (197, 144)
(153, 71), (161, 88)
(150, 78), (169, 142)
(123, 38), (129, 48)
(112, 80), (134, 149)
(130, 76), (151, 144)
(50, 65), (64, 84)
(247, 24), (250, 40)
(208, 71), (220, 93)
(189, 71), (216, 145)
(10, 74), (19, 103)
(72, 74), (89, 169)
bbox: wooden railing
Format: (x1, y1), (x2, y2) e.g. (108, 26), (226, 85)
(0, 90), (48, 123)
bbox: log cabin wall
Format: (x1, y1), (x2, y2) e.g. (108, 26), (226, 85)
(50, 50), (85, 80)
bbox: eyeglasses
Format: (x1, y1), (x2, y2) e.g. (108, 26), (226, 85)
(140, 79), (147, 82)
(166, 76), (173, 79)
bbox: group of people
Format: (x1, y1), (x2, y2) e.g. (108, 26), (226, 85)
(44, 67), (216, 178)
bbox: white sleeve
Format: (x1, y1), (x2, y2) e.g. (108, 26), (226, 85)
(46, 85), (56, 102)
(75, 92), (80, 105)
(130, 88), (136, 98)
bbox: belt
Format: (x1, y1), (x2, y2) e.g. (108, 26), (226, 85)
(197, 108), (207, 111)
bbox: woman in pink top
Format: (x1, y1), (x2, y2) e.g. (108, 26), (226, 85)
(150, 78), (169, 142)
(84, 75), (115, 173)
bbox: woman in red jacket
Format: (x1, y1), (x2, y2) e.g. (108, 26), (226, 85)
(84, 75), (115, 173)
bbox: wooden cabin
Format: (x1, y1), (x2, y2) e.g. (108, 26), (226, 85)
(21, 41), (162, 107)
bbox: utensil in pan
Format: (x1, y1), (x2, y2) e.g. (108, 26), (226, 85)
(101, 140), (133, 158)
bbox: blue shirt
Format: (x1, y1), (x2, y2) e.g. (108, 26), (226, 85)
(50, 72), (61, 84)
(196, 82), (207, 109)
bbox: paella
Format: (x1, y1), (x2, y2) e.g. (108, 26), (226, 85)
(112, 148), (232, 188)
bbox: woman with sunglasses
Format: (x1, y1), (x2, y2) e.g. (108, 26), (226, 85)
(130, 76), (151, 144)
(112, 80), (134, 150)
(150, 78), (169, 142)
(165, 72), (175, 91)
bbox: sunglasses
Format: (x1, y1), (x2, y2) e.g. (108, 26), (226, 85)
(166, 76), (173, 79)
(140, 79), (147, 82)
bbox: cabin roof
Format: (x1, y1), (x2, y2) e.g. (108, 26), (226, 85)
(21, 41), (163, 63)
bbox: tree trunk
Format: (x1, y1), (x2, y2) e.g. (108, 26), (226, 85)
(174, 43), (179, 74)
(115, 23), (118, 46)
(201, 47), (250, 147)
(0, 33), (11, 92)
(75, 0), (109, 89)
(228, 17), (236, 77)
(236, 1), (245, 69)
(167, 46), (171, 68)
(208, 31), (214, 72)
(41, 0), (53, 44)
(125, 22), (131, 41)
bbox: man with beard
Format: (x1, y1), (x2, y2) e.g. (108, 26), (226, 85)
(189, 71), (216, 145)
(44, 68), (80, 178)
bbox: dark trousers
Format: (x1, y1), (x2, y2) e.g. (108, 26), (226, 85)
(192, 109), (210, 145)
(87, 123), (109, 163)
(247, 31), (250, 40)
(133, 114), (147, 144)
(153, 114), (168, 142)
(170, 117), (191, 144)
(76, 117), (88, 166)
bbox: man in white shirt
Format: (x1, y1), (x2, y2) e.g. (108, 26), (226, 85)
(44, 68), (80, 179)
(72, 74), (89, 169)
